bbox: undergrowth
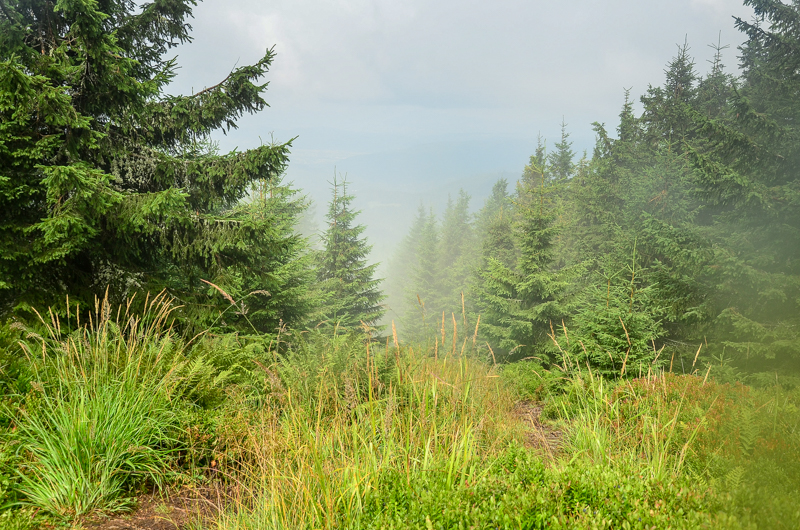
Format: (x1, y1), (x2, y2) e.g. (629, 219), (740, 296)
(0, 297), (796, 528)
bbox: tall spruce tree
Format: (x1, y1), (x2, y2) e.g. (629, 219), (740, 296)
(471, 208), (517, 356)
(0, 0), (291, 324)
(402, 209), (439, 341)
(473, 157), (568, 360)
(316, 177), (385, 330)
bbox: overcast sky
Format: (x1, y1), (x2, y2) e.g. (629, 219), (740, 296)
(167, 0), (754, 262)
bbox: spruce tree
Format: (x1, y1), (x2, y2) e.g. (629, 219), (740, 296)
(473, 161), (568, 360)
(0, 0), (291, 323)
(641, 40), (699, 152)
(316, 177), (385, 330)
(471, 208), (518, 355)
(402, 209), (439, 341)
(222, 175), (321, 333)
(385, 203), (428, 327)
(548, 119), (576, 181)
(475, 178), (512, 240)
(437, 190), (475, 318)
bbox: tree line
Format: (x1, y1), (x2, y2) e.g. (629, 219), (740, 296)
(387, 1), (800, 378)
(1, 0), (798, 380)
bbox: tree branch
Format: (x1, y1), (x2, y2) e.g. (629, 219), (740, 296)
(191, 71), (234, 98)
(0, 0), (16, 25)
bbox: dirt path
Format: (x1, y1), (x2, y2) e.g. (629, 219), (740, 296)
(513, 400), (563, 460)
(83, 486), (229, 530)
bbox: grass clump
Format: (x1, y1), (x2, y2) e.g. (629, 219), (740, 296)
(15, 376), (177, 517)
(5, 293), (234, 519)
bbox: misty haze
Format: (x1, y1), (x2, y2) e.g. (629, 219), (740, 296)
(0, 0), (798, 528)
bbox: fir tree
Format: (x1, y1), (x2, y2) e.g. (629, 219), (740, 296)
(471, 207), (517, 355)
(641, 40), (699, 152)
(316, 177), (385, 330)
(402, 209), (439, 341)
(548, 119), (576, 181)
(0, 0), (291, 323)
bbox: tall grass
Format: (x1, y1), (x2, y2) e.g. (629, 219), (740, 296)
(2, 294), (797, 528)
(12, 293), (228, 518)
(205, 331), (517, 529)
(559, 368), (705, 482)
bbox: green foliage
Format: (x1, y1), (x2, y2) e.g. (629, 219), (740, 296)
(316, 177), (385, 330)
(0, 0), (293, 329)
(6, 295), (236, 518)
(566, 253), (666, 377)
(358, 451), (720, 530)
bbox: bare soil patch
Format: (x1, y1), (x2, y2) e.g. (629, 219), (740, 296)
(81, 484), (231, 530)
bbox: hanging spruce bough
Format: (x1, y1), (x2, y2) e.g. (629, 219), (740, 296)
(0, 0), (291, 320)
(316, 176), (385, 331)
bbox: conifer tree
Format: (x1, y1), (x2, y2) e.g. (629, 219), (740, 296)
(0, 0), (291, 323)
(385, 203), (428, 327)
(316, 177), (385, 330)
(402, 209), (439, 341)
(475, 178), (512, 240)
(471, 207), (517, 355)
(548, 119), (576, 181)
(473, 160), (568, 360)
(437, 190), (475, 318)
(641, 40), (699, 151)
(565, 93), (647, 263)
(223, 175), (321, 333)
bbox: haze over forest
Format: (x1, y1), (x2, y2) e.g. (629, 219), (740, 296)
(165, 0), (755, 265)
